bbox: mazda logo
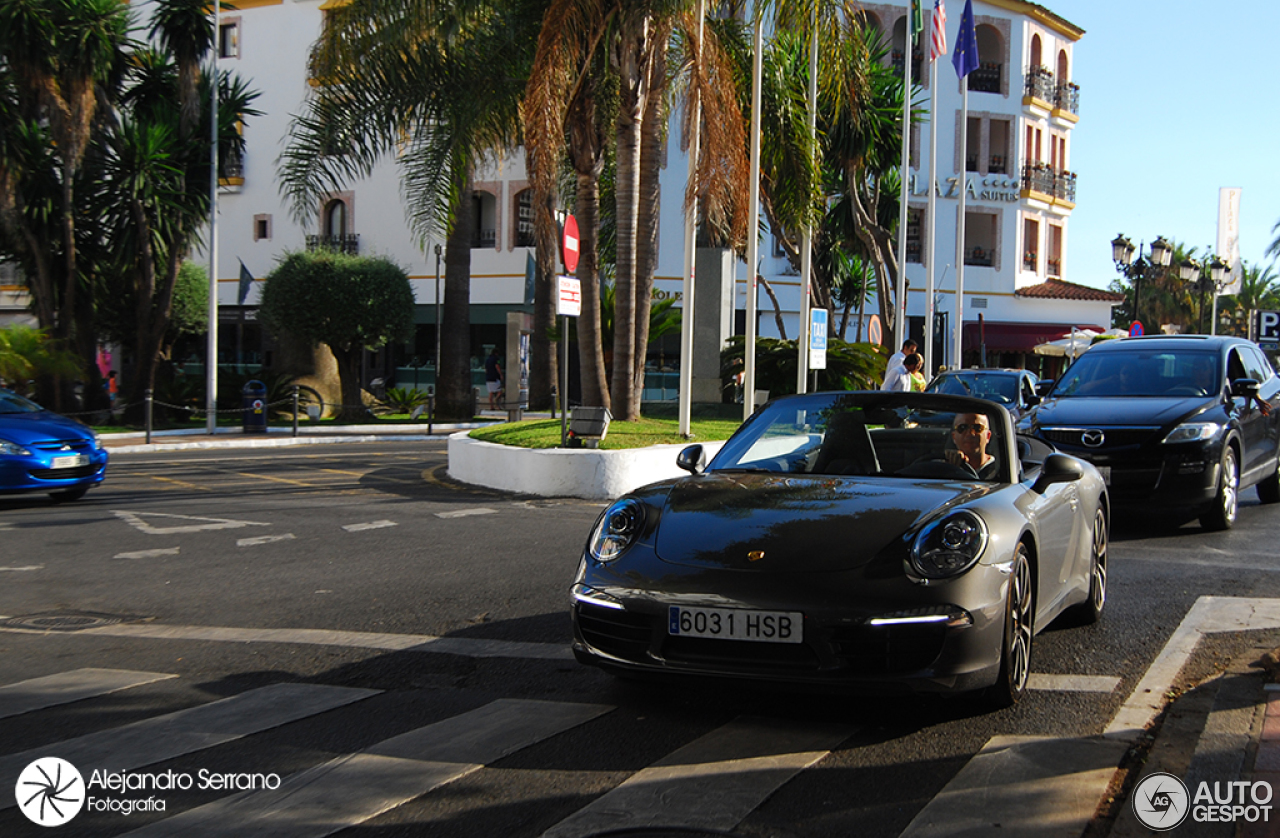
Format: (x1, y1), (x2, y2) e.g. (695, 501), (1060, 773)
(1082, 430), (1105, 447)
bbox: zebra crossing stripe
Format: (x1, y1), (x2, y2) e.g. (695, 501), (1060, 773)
(119, 699), (613, 838)
(0, 682), (379, 810)
(541, 716), (855, 838)
(0, 668), (178, 720)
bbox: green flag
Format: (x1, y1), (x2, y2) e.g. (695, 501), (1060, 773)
(912, 0), (924, 43)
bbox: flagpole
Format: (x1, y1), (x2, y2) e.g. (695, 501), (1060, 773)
(925, 29), (938, 376)
(206, 0), (219, 434)
(678, 0), (704, 437)
(797, 7), (817, 395)
(895, 6), (914, 355)
(744, 11), (763, 420)
(952, 81), (966, 370)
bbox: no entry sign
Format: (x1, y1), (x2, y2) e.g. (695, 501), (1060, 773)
(562, 214), (580, 275)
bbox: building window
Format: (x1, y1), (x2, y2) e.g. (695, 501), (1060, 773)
(906, 208), (923, 263)
(968, 24), (1004, 94)
(254, 214), (272, 242)
(989, 119), (1010, 174)
(305, 196), (359, 254)
(961, 115), (1011, 176)
(218, 19), (240, 59)
(472, 190), (497, 249)
(1023, 218), (1039, 273)
(515, 189), (535, 247)
(326, 200), (347, 238)
(1047, 224), (1063, 277)
(963, 211), (997, 267)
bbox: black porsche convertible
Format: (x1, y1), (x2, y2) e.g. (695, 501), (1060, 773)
(570, 391), (1109, 708)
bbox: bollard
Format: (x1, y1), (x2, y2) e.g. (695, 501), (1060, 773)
(145, 389), (153, 444)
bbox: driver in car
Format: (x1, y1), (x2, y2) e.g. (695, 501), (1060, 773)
(946, 413), (998, 478)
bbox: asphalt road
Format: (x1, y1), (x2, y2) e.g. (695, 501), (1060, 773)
(2, 441), (1279, 837)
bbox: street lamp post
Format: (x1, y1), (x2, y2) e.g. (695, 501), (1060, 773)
(1179, 255), (1228, 334)
(1111, 234), (1172, 330)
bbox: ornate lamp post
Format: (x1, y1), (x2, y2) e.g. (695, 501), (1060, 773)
(1111, 234), (1172, 329)
(1179, 255), (1229, 334)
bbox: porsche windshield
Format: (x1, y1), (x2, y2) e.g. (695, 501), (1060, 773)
(709, 393), (1009, 482)
(1051, 350), (1220, 398)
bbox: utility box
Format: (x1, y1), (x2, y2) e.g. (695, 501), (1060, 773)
(569, 407), (612, 448)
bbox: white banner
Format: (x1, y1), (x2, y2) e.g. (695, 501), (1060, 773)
(1217, 187), (1242, 295)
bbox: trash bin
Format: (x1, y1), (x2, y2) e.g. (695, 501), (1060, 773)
(242, 380), (268, 434)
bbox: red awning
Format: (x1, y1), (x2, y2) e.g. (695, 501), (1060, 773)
(960, 322), (1107, 354)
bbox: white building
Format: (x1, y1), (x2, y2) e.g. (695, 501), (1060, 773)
(1, 0), (1121, 389)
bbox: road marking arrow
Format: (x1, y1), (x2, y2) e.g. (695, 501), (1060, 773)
(113, 510), (270, 535)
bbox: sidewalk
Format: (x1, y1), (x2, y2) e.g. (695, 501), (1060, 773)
(1107, 632), (1280, 838)
(98, 411), (540, 454)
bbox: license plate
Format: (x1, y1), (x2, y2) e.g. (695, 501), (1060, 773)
(668, 606), (803, 644)
(1095, 465), (1111, 485)
(51, 455), (88, 469)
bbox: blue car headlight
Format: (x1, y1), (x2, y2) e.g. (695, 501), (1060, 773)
(909, 510), (988, 580)
(1162, 422), (1222, 444)
(588, 499), (645, 562)
(0, 438), (33, 457)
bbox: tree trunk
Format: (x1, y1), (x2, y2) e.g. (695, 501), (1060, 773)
(568, 81), (608, 410)
(529, 189), (557, 412)
(610, 13), (653, 421)
(333, 344), (366, 421)
(758, 276), (787, 340)
(631, 34), (667, 415)
(437, 168), (475, 419)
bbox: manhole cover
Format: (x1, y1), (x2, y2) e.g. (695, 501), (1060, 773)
(1, 611), (126, 632)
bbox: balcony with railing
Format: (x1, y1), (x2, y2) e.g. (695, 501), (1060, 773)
(1046, 256), (1062, 277)
(890, 50), (922, 83)
(968, 62), (1001, 94)
(471, 229), (496, 249)
(965, 246), (994, 267)
(1055, 81), (1080, 118)
(218, 148), (244, 187)
(1020, 162), (1077, 208)
(1024, 65), (1055, 104)
(1023, 250), (1038, 272)
(305, 233), (360, 254)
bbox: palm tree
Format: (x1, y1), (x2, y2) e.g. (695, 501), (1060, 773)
(280, 0), (542, 420)
(0, 0), (131, 405)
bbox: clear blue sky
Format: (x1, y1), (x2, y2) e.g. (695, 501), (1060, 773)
(1061, 1), (1279, 290)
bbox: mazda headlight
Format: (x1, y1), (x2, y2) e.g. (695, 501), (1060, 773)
(588, 499), (645, 562)
(909, 510), (988, 580)
(0, 439), (32, 457)
(1162, 422), (1222, 444)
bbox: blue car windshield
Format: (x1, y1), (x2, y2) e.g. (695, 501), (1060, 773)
(0, 390), (44, 415)
(1052, 350), (1220, 398)
(927, 373), (1018, 405)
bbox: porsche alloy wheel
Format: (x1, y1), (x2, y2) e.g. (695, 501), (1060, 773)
(1201, 446), (1239, 532)
(987, 545), (1033, 709)
(1076, 508), (1107, 624)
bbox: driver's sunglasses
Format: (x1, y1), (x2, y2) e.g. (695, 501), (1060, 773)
(952, 423), (988, 434)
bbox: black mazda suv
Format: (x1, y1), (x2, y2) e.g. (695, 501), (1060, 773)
(1021, 335), (1280, 530)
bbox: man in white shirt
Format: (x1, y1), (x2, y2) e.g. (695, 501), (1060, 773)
(882, 353), (923, 392)
(882, 339), (918, 389)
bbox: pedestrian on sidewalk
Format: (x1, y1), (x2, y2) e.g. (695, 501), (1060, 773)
(485, 349), (503, 410)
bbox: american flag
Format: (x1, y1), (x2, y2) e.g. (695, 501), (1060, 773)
(929, 0), (947, 62)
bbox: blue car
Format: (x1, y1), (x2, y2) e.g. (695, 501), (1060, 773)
(0, 388), (108, 502)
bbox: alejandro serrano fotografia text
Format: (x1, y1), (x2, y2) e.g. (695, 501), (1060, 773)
(89, 769), (282, 792)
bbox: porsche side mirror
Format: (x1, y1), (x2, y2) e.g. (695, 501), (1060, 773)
(1032, 453), (1084, 494)
(1231, 378), (1260, 399)
(677, 444), (706, 475)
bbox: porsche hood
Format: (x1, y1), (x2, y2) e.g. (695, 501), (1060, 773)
(652, 473), (986, 572)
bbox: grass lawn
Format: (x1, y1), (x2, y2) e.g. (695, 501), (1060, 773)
(470, 413), (744, 450)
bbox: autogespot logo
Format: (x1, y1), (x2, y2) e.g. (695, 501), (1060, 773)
(16, 757), (85, 827)
(1132, 771), (1190, 831)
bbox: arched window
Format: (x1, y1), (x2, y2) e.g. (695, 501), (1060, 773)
(325, 199), (347, 239)
(890, 16), (921, 81)
(1055, 49), (1078, 115)
(472, 190), (497, 248)
(1056, 49), (1069, 81)
(967, 24), (1003, 93)
(1030, 34), (1042, 69)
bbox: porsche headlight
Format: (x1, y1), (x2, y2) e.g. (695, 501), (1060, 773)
(909, 510), (988, 580)
(0, 438), (32, 457)
(1162, 422), (1222, 444)
(588, 499), (645, 562)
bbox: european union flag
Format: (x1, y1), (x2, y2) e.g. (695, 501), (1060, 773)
(237, 260), (254, 305)
(951, 0), (979, 79)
